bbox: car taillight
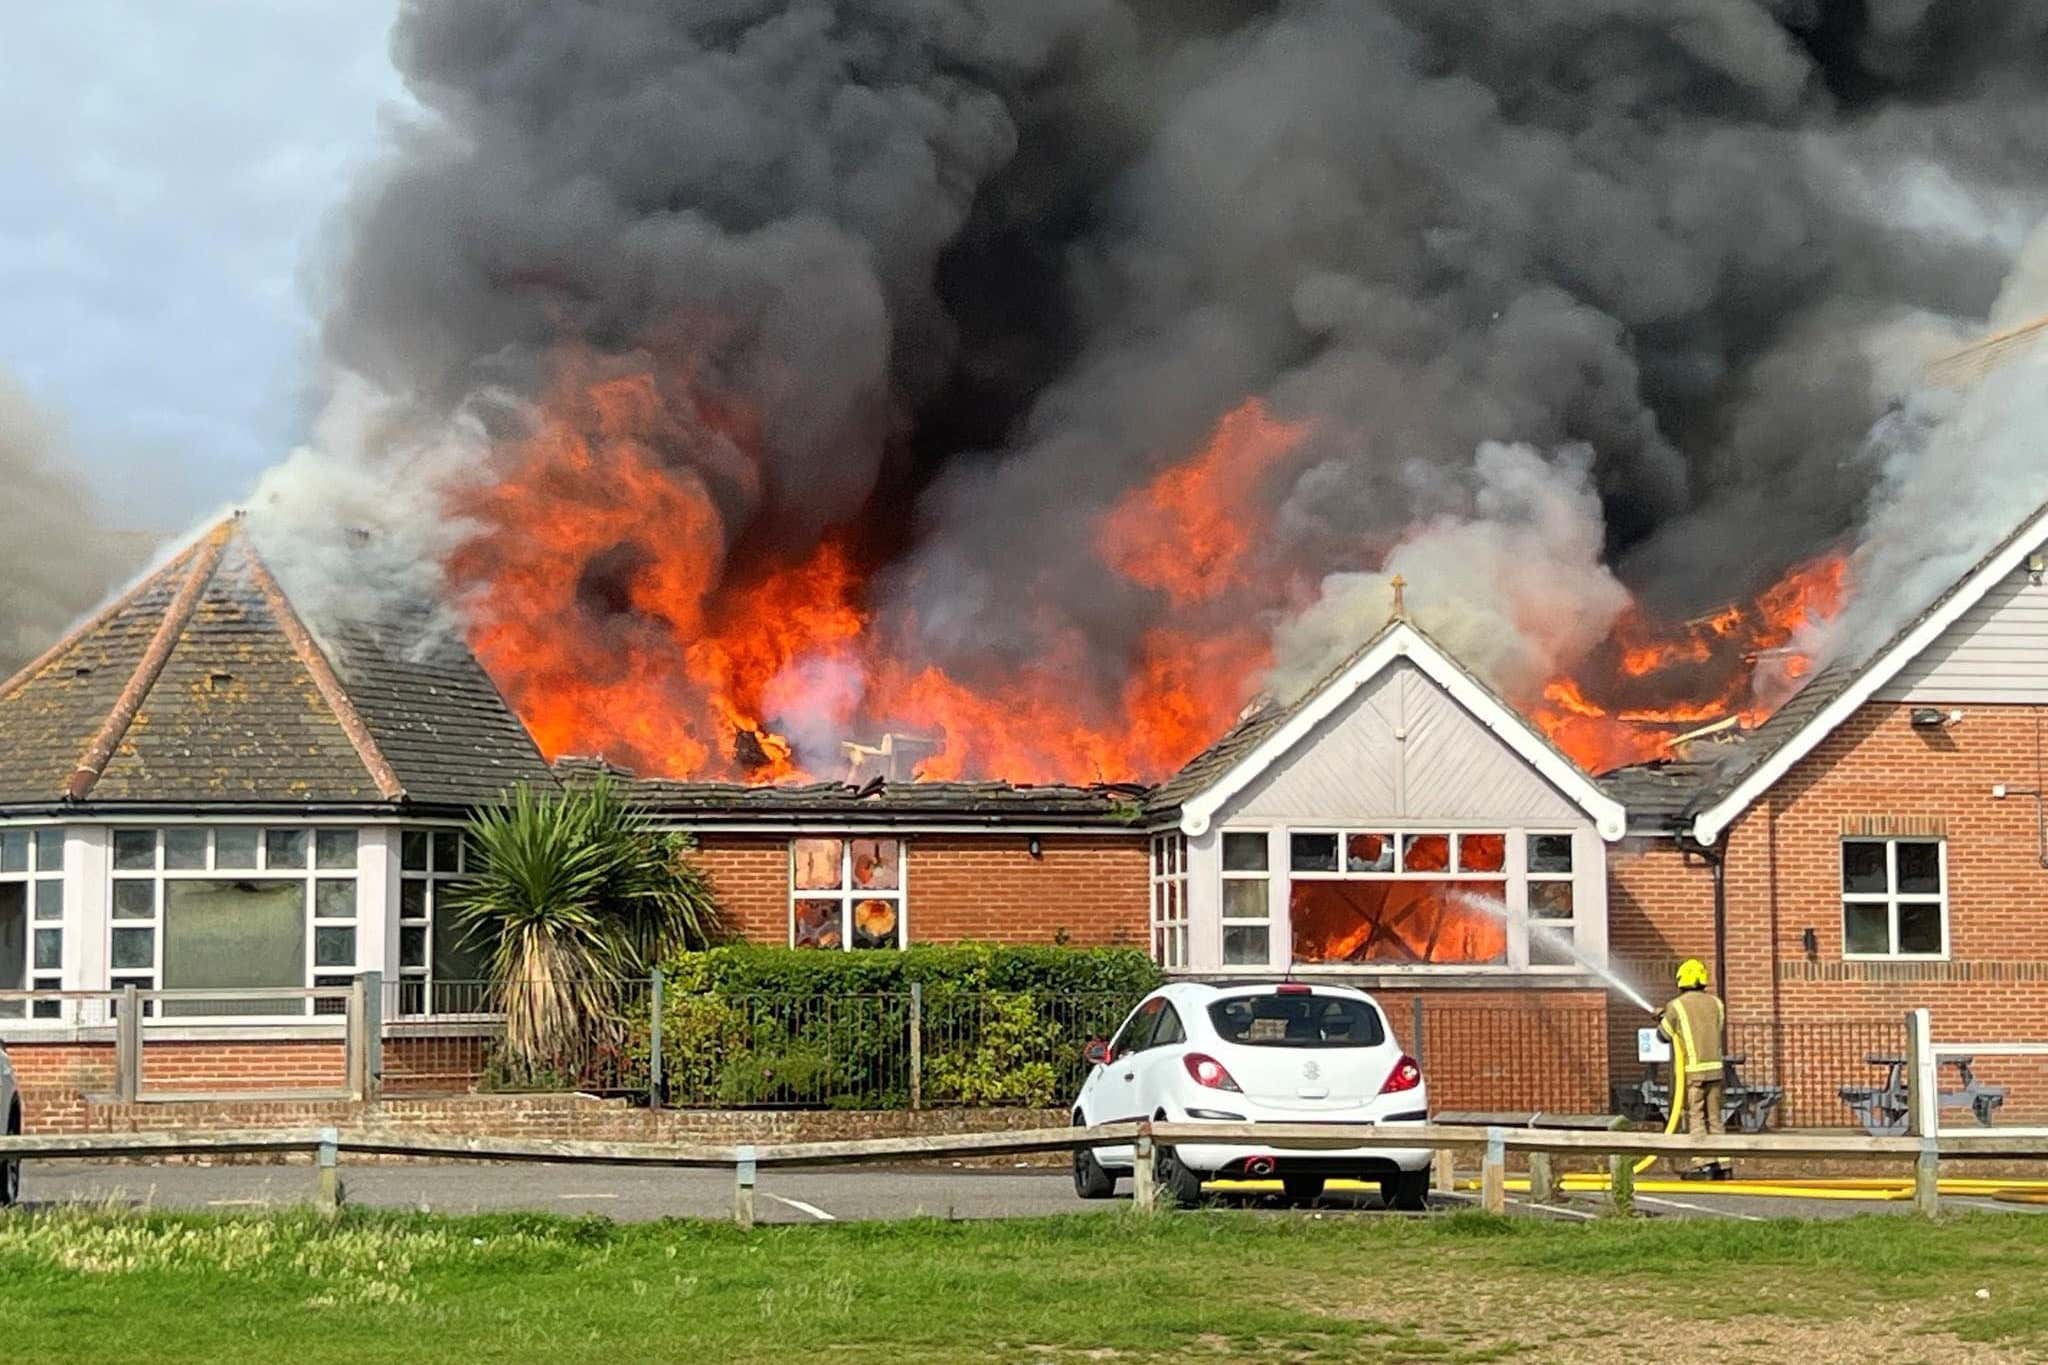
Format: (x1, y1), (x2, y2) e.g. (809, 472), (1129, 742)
(1183, 1052), (1242, 1092)
(1380, 1054), (1422, 1095)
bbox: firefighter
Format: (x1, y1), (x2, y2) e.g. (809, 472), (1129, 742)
(1659, 958), (1730, 1180)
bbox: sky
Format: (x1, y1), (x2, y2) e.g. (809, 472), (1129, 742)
(0, 1), (403, 533)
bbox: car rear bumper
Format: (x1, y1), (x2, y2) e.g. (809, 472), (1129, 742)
(1161, 1100), (1433, 1175)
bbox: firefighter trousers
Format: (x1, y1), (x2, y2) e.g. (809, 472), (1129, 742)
(1685, 1075), (1725, 1171)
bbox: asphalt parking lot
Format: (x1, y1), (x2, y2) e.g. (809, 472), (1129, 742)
(18, 1161), (2048, 1224)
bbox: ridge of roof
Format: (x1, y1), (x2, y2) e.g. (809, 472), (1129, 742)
(65, 518), (235, 801)
(244, 539), (406, 802)
(1687, 496), (2048, 844)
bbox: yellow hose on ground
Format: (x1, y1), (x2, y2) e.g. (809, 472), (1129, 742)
(1631, 1023), (1683, 1177)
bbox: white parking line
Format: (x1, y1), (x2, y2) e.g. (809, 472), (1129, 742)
(764, 1193), (836, 1222)
(1635, 1194), (1763, 1221)
(555, 1192), (619, 1201)
(1506, 1196), (1597, 1222)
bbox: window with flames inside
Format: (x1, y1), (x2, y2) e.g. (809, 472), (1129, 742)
(791, 837), (905, 950)
(1217, 827), (1580, 970)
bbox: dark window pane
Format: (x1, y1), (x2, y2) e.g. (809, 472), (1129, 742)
(433, 912), (490, 987)
(1291, 880), (1507, 965)
(1111, 999), (1160, 1055)
(1289, 833), (1339, 872)
(1528, 834), (1573, 875)
(1346, 833), (1394, 872)
(1208, 993), (1386, 1048)
(34, 879), (62, 919)
(1842, 841), (1888, 894)
(432, 832), (460, 874)
(1898, 902), (1944, 955)
(33, 928), (59, 971)
(111, 926), (155, 970)
(265, 829), (309, 869)
(315, 829), (358, 870)
(112, 830), (155, 870)
(1222, 831), (1269, 872)
(1896, 841), (1941, 895)
(1222, 880), (1269, 918)
(850, 897), (900, 949)
(1222, 923), (1270, 965)
(1843, 902), (1890, 955)
(315, 879), (356, 920)
(399, 878), (428, 918)
(1529, 926), (1578, 967)
(163, 828), (208, 870)
(34, 829), (61, 872)
(112, 880), (155, 919)
(0, 829), (27, 873)
(1529, 881), (1574, 919)
(1152, 1004), (1186, 1047)
(401, 830), (430, 871)
(1457, 833), (1506, 873)
(163, 880), (304, 1017)
(400, 925), (428, 968)
(213, 827), (258, 869)
(0, 887), (20, 990)
(314, 926), (356, 969)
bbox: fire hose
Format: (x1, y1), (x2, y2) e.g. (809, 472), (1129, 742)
(1633, 1023), (1685, 1178)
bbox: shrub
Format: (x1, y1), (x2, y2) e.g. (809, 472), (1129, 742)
(632, 945), (1160, 1109)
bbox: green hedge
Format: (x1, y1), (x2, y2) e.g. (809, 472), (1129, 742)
(627, 945), (1161, 1110)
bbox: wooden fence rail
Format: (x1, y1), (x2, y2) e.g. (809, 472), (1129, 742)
(5, 1113), (2045, 1227)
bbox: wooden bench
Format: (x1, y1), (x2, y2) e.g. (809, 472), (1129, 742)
(1839, 1054), (2009, 1136)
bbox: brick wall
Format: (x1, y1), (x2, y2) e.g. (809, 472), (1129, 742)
(692, 830), (1149, 947)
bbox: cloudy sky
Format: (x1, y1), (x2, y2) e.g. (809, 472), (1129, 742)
(0, 1), (402, 532)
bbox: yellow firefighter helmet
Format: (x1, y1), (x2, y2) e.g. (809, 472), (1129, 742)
(1676, 958), (1710, 989)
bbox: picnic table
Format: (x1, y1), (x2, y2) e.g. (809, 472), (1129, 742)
(1839, 1053), (2009, 1136)
(1612, 1053), (1784, 1134)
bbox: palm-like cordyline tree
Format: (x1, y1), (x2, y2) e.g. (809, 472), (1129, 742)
(452, 777), (720, 1081)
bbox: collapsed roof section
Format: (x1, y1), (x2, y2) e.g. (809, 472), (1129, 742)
(0, 515), (555, 814)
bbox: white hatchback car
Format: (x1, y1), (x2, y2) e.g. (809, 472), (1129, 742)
(1072, 982), (1431, 1208)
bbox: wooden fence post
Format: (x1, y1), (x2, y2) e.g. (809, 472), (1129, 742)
(115, 984), (141, 1103)
(1527, 1150), (1556, 1204)
(1131, 1125), (1158, 1214)
(648, 970), (664, 1110)
(1906, 1006), (1940, 1218)
(908, 982), (924, 1112)
(734, 1144), (757, 1230)
(1607, 1154), (1634, 1217)
(313, 1127), (342, 1215)
(1432, 1147), (1456, 1194)
(1480, 1126), (1506, 1214)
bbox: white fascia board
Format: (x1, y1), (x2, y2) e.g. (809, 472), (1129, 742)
(1691, 507), (2048, 846)
(1178, 623), (1627, 841)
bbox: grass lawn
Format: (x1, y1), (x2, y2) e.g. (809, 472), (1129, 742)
(4, 1206), (2047, 1363)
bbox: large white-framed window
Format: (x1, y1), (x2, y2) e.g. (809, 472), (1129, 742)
(1149, 833), (1189, 968)
(0, 827), (63, 1020)
(398, 827), (487, 1016)
(791, 836), (905, 950)
(1524, 833), (1578, 966)
(1841, 837), (1946, 959)
(106, 825), (360, 1017)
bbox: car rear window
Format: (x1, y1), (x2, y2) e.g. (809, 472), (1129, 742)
(1207, 993), (1386, 1048)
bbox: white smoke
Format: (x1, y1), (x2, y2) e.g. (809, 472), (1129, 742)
(1268, 441), (1630, 700)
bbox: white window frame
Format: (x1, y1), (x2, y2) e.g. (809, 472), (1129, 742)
(1148, 833), (1189, 969)
(789, 836), (909, 951)
(397, 825), (479, 1017)
(0, 826), (64, 1021)
(1524, 831), (1579, 967)
(1841, 837), (1948, 961)
(104, 825), (361, 1019)
(1219, 829), (1276, 968)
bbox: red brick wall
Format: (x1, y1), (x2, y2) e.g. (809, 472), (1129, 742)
(691, 831), (1149, 948)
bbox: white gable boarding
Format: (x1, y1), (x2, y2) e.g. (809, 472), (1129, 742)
(1225, 659), (1584, 826)
(1877, 551), (2048, 704)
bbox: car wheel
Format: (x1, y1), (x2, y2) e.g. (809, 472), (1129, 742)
(1380, 1169), (1429, 1212)
(1, 1107), (18, 1209)
(1073, 1145), (1117, 1200)
(1282, 1175), (1325, 1204)
(1154, 1145), (1205, 1209)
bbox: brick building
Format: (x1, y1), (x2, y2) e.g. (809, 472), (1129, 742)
(6, 504), (2047, 1125)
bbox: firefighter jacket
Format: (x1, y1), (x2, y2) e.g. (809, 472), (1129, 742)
(1658, 989), (1725, 1080)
